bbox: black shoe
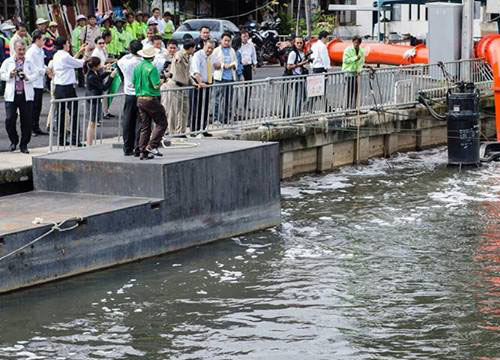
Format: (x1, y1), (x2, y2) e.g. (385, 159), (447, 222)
(146, 146), (163, 157)
(9, 144), (16, 152)
(104, 113), (116, 119)
(124, 151), (134, 156)
(203, 132), (213, 137)
(33, 129), (48, 136)
(20, 147), (29, 154)
(133, 151), (140, 157)
(140, 152), (155, 160)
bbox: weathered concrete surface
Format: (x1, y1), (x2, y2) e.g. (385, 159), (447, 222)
(223, 96), (496, 178)
(0, 139), (281, 293)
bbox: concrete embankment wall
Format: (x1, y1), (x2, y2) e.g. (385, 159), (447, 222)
(225, 96), (496, 179)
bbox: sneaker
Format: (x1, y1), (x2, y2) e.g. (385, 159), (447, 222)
(140, 152), (155, 160)
(146, 146), (163, 157)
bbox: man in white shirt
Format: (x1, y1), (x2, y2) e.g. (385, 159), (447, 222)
(239, 31), (257, 81)
(117, 40), (143, 156)
(148, 8), (165, 34)
(190, 40), (215, 135)
(52, 36), (87, 146)
(26, 30), (48, 136)
(311, 31), (331, 73)
(0, 41), (39, 153)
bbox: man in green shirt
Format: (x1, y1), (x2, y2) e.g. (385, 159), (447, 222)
(125, 13), (138, 41)
(342, 35), (365, 110)
(114, 17), (133, 57)
(135, 12), (148, 40)
(162, 11), (175, 45)
(72, 15), (87, 87)
(133, 46), (167, 160)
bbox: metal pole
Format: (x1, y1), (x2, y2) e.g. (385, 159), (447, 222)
(296, 0), (301, 35)
(305, 0), (312, 38)
(461, 0), (474, 59)
(377, 0), (381, 42)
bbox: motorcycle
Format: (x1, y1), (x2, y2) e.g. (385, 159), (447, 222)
(247, 19), (286, 67)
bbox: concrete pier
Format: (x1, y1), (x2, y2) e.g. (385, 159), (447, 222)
(0, 139), (281, 293)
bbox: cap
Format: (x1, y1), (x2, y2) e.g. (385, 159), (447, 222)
(76, 15), (87, 21)
(49, 21), (58, 27)
(0, 22), (15, 31)
(138, 46), (160, 59)
(36, 18), (49, 25)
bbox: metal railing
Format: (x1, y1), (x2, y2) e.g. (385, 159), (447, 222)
(48, 58), (493, 152)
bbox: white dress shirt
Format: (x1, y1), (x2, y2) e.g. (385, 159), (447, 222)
(91, 47), (108, 67)
(117, 53), (143, 96)
(311, 40), (331, 70)
(190, 49), (211, 83)
(148, 16), (165, 34)
(239, 42), (257, 66)
(0, 57), (39, 101)
(25, 44), (46, 89)
(52, 50), (85, 85)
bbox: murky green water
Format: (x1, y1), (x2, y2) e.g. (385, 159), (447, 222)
(1, 148), (500, 359)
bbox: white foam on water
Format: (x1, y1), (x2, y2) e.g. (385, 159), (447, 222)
(284, 245), (334, 260)
(197, 290), (208, 295)
(281, 186), (304, 199)
(219, 270), (243, 283)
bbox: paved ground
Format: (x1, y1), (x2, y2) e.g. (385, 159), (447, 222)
(0, 65), (285, 153)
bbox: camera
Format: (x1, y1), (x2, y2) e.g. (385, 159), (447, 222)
(16, 69), (25, 80)
(304, 50), (314, 64)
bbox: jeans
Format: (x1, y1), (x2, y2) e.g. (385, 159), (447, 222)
(214, 79), (234, 124)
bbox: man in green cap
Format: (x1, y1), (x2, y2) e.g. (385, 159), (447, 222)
(133, 45), (168, 160)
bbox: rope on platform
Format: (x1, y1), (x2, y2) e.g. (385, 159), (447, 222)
(0, 217), (84, 262)
(161, 138), (201, 149)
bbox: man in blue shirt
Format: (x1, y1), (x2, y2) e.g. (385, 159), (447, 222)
(212, 33), (237, 124)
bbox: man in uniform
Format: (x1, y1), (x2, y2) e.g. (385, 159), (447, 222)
(72, 15), (86, 87)
(133, 46), (168, 160)
(166, 38), (196, 135)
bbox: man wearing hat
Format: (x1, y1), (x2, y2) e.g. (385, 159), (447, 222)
(34, 18), (55, 65)
(72, 15), (87, 87)
(113, 17), (133, 58)
(135, 12), (147, 40)
(132, 46), (167, 160)
(48, 21), (59, 39)
(80, 14), (101, 58)
(0, 22), (15, 62)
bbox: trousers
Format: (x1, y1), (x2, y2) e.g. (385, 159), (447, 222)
(5, 93), (33, 148)
(166, 81), (188, 134)
(190, 87), (211, 133)
(122, 95), (139, 153)
(33, 88), (44, 131)
(137, 97), (168, 151)
(54, 84), (79, 146)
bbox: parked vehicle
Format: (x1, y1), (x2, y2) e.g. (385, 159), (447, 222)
(172, 19), (240, 44)
(247, 19), (285, 66)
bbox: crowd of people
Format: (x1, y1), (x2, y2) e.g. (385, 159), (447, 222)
(0, 9), (366, 158)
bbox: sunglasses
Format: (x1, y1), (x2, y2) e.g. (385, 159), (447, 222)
(97, 42), (105, 45)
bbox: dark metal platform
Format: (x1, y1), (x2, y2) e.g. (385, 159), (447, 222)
(0, 139), (281, 293)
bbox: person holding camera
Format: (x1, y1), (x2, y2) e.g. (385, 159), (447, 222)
(85, 56), (118, 146)
(284, 36), (310, 117)
(0, 41), (40, 153)
(342, 35), (365, 110)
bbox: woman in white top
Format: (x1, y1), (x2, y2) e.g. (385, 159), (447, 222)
(91, 36), (108, 68)
(91, 36), (113, 118)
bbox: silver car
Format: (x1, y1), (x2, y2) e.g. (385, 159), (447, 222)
(172, 19), (240, 44)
